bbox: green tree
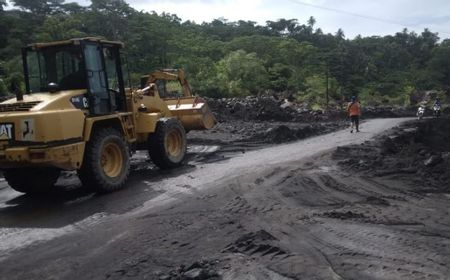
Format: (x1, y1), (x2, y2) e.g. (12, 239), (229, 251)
(35, 15), (86, 41)
(428, 40), (450, 88)
(298, 74), (327, 109)
(61, 2), (86, 14)
(11, 0), (64, 16)
(268, 63), (293, 92)
(216, 50), (268, 96)
(266, 18), (298, 36)
(87, 0), (135, 40)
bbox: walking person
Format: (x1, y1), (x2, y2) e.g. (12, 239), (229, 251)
(347, 96), (361, 133)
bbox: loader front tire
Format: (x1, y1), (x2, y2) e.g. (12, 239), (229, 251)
(78, 128), (130, 193)
(4, 168), (60, 194)
(149, 118), (186, 169)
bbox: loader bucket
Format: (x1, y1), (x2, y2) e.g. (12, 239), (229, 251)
(164, 96), (216, 131)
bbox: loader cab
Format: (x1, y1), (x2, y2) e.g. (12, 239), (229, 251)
(22, 38), (127, 115)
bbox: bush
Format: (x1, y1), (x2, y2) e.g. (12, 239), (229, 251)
(5, 72), (25, 95)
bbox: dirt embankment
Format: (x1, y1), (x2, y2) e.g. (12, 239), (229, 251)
(206, 96), (417, 123)
(334, 118), (450, 189)
(187, 120), (345, 147)
(192, 96), (418, 147)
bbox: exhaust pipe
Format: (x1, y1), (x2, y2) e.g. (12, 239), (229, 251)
(18, 48), (27, 101)
(16, 90), (23, 102)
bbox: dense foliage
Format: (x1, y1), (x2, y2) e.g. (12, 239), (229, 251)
(1, 0), (449, 107)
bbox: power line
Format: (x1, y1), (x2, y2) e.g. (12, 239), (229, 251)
(287, 0), (450, 38)
(287, 0), (412, 27)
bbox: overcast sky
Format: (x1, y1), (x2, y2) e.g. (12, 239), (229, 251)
(5, 0), (450, 39)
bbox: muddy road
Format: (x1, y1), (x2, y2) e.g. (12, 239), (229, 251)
(1, 117), (449, 280)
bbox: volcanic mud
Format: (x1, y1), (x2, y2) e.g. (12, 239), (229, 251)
(80, 119), (450, 279)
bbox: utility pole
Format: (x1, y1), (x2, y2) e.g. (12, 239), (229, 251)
(325, 65), (329, 111)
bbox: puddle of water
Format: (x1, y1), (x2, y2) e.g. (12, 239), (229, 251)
(188, 145), (220, 153)
(305, 165), (338, 174)
(319, 165), (337, 172)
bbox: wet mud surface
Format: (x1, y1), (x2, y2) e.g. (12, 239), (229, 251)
(0, 117), (449, 280)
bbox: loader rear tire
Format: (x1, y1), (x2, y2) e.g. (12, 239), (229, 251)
(4, 168), (60, 194)
(78, 127), (130, 193)
(149, 118), (186, 169)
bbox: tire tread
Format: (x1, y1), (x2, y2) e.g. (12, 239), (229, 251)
(148, 118), (186, 169)
(78, 127), (130, 192)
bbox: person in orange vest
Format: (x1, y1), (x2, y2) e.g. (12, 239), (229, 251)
(347, 96), (361, 133)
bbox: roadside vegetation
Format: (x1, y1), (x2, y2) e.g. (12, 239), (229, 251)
(0, 0), (449, 108)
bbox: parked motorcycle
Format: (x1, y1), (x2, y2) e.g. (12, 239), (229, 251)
(417, 106), (425, 120)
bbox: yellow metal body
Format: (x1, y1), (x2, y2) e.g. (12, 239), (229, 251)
(142, 69), (193, 97)
(139, 68), (216, 130)
(0, 79), (216, 171)
(164, 97), (216, 130)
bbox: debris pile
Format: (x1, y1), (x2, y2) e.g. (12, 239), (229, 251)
(157, 259), (220, 280)
(188, 120), (345, 145)
(206, 96), (417, 123)
(206, 96), (312, 122)
(252, 123), (343, 144)
(333, 119), (450, 189)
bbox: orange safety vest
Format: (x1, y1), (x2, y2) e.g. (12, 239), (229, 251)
(347, 102), (361, 116)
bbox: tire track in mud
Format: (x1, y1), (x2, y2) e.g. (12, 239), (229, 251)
(296, 167), (450, 279)
(212, 159), (450, 280)
(308, 221), (450, 280)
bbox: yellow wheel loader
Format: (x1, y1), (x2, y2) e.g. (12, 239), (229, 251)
(0, 37), (216, 194)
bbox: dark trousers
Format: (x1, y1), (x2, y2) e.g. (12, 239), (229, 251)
(350, 115), (359, 131)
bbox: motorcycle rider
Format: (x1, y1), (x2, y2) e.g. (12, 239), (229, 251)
(433, 97), (441, 117)
(434, 98), (441, 107)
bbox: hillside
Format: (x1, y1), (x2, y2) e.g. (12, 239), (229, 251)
(0, 0), (449, 107)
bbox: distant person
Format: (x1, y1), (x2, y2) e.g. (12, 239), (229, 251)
(434, 97), (441, 107)
(433, 97), (442, 118)
(347, 96), (361, 133)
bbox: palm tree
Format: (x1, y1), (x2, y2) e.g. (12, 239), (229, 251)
(335, 28), (345, 39)
(307, 16), (316, 29)
(0, 0), (6, 11)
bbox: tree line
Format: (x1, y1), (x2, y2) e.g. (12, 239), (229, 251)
(1, 0), (449, 107)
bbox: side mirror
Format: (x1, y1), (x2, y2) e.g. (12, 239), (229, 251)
(48, 83), (59, 93)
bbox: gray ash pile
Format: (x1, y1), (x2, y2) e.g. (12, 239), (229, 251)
(251, 122), (343, 144)
(205, 96), (335, 122)
(361, 106), (416, 118)
(205, 96), (417, 123)
(334, 118), (450, 190)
